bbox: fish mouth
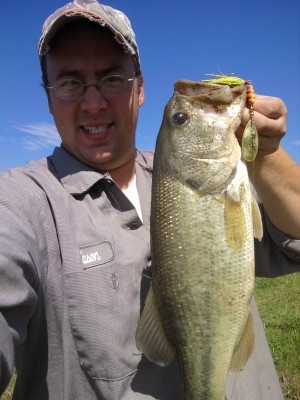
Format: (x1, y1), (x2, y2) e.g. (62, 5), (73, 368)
(174, 80), (245, 105)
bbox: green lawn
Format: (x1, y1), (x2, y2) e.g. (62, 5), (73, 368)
(1, 372), (16, 400)
(254, 273), (300, 399)
(2, 273), (299, 399)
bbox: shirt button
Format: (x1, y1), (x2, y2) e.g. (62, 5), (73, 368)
(130, 222), (139, 230)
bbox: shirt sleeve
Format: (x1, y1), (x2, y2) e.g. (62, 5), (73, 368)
(255, 205), (300, 277)
(0, 172), (40, 395)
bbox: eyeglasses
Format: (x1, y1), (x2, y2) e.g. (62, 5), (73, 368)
(44, 74), (136, 100)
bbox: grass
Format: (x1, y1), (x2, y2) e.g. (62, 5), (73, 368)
(255, 273), (300, 399)
(2, 274), (299, 399)
(1, 372), (16, 400)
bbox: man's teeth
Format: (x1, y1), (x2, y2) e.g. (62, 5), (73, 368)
(83, 125), (109, 134)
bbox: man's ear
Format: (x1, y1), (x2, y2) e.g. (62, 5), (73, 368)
(48, 96), (54, 115)
(137, 75), (145, 107)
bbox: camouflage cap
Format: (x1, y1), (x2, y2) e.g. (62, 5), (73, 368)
(38, 0), (140, 67)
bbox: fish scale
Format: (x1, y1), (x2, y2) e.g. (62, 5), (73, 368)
(153, 174), (249, 399)
(136, 79), (263, 399)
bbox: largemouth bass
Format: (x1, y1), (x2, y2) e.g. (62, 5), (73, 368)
(136, 79), (263, 399)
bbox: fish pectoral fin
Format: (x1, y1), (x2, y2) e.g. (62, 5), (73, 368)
(224, 195), (247, 251)
(135, 286), (176, 366)
(252, 197), (263, 241)
(230, 310), (255, 372)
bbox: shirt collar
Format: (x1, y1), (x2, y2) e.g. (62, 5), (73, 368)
(48, 146), (105, 195)
(48, 147), (153, 195)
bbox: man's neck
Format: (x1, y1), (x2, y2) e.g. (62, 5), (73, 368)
(108, 155), (136, 190)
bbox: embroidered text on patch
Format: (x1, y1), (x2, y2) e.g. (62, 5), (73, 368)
(80, 241), (114, 269)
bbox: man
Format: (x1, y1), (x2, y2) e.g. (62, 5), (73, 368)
(0, 1), (299, 399)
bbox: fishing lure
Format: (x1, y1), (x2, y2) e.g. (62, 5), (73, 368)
(242, 83), (258, 162)
(202, 74), (258, 162)
(202, 73), (247, 86)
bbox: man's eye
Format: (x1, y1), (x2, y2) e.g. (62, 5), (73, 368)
(104, 76), (124, 85)
(105, 76), (121, 82)
(58, 79), (81, 89)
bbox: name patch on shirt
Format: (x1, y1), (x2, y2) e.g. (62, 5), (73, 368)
(80, 241), (114, 269)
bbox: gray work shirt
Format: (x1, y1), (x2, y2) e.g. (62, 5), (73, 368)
(0, 147), (299, 399)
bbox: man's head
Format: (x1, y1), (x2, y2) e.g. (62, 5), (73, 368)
(39, 1), (144, 176)
(39, 0), (141, 87)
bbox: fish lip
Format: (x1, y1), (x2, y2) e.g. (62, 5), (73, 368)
(174, 80), (245, 105)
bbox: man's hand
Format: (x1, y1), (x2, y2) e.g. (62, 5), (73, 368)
(236, 94), (287, 157)
(236, 94), (300, 239)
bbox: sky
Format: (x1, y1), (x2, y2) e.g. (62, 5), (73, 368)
(1, 0), (299, 171)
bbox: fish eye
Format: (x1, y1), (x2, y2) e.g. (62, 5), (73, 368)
(172, 112), (188, 125)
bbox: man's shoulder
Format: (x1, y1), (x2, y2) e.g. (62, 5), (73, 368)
(0, 157), (57, 206)
(1, 158), (47, 182)
(136, 149), (154, 170)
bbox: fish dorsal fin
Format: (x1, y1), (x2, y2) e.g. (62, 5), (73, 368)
(230, 309), (255, 372)
(135, 285), (176, 366)
(252, 197), (263, 241)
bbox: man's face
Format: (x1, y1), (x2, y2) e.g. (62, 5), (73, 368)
(46, 21), (144, 173)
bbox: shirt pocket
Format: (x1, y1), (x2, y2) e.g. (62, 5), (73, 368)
(64, 262), (142, 380)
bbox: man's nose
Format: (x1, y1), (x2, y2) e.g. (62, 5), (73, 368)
(80, 84), (108, 112)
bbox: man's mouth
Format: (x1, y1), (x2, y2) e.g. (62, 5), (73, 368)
(81, 124), (111, 134)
